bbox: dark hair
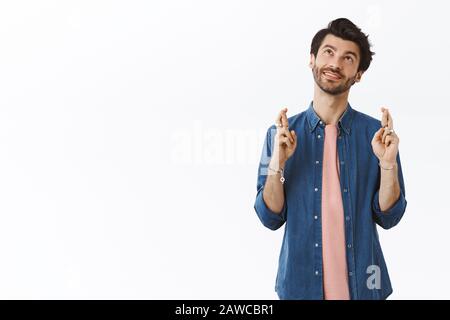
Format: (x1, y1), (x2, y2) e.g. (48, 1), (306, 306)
(310, 18), (375, 72)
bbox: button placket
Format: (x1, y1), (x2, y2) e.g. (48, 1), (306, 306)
(336, 130), (357, 298)
(313, 125), (325, 292)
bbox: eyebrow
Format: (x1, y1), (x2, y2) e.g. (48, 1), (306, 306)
(322, 44), (358, 59)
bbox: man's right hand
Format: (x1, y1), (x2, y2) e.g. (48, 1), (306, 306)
(271, 107), (298, 168)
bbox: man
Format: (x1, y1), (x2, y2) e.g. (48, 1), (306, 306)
(253, 18), (407, 300)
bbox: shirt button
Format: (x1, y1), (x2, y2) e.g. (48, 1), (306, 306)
(345, 216), (350, 221)
(340, 161), (345, 165)
(315, 160), (320, 164)
(314, 215), (318, 220)
(343, 188), (348, 192)
(315, 243), (319, 247)
(349, 271), (353, 276)
(315, 271), (319, 276)
(314, 187), (318, 192)
(338, 136), (342, 139)
(319, 121), (323, 125)
(317, 135), (321, 139)
(347, 244), (352, 248)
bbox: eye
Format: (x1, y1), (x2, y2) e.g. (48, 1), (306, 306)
(324, 49), (333, 55)
(345, 56), (354, 63)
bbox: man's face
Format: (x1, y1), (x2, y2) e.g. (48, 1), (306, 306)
(310, 34), (363, 96)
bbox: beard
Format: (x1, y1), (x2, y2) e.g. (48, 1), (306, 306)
(312, 64), (357, 96)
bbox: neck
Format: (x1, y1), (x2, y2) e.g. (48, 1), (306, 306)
(312, 84), (349, 125)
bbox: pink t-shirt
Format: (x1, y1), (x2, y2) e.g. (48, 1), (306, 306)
(321, 124), (350, 300)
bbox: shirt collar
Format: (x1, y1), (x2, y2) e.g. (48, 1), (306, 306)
(305, 100), (354, 135)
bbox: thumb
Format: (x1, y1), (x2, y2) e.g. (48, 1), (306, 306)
(372, 127), (383, 142)
(291, 130), (297, 145)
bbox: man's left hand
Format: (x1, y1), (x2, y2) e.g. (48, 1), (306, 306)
(371, 107), (400, 166)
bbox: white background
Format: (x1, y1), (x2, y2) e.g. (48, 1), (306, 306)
(0, 0), (448, 299)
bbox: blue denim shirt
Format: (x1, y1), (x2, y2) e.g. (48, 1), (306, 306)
(254, 101), (407, 300)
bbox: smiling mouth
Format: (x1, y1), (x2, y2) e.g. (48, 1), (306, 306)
(322, 71), (342, 80)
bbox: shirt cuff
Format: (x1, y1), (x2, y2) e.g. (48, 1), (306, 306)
(372, 189), (407, 229)
(254, 186), (287, 230)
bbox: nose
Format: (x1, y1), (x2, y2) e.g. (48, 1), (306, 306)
(328, 56), (343, 71)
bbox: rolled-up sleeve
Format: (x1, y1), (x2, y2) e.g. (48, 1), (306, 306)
(372, 152), (408, 230)
(253, 126), (287, 230)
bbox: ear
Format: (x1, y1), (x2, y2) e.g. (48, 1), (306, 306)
(309, 53), (315, 69)
(354, 71), (364, 83)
